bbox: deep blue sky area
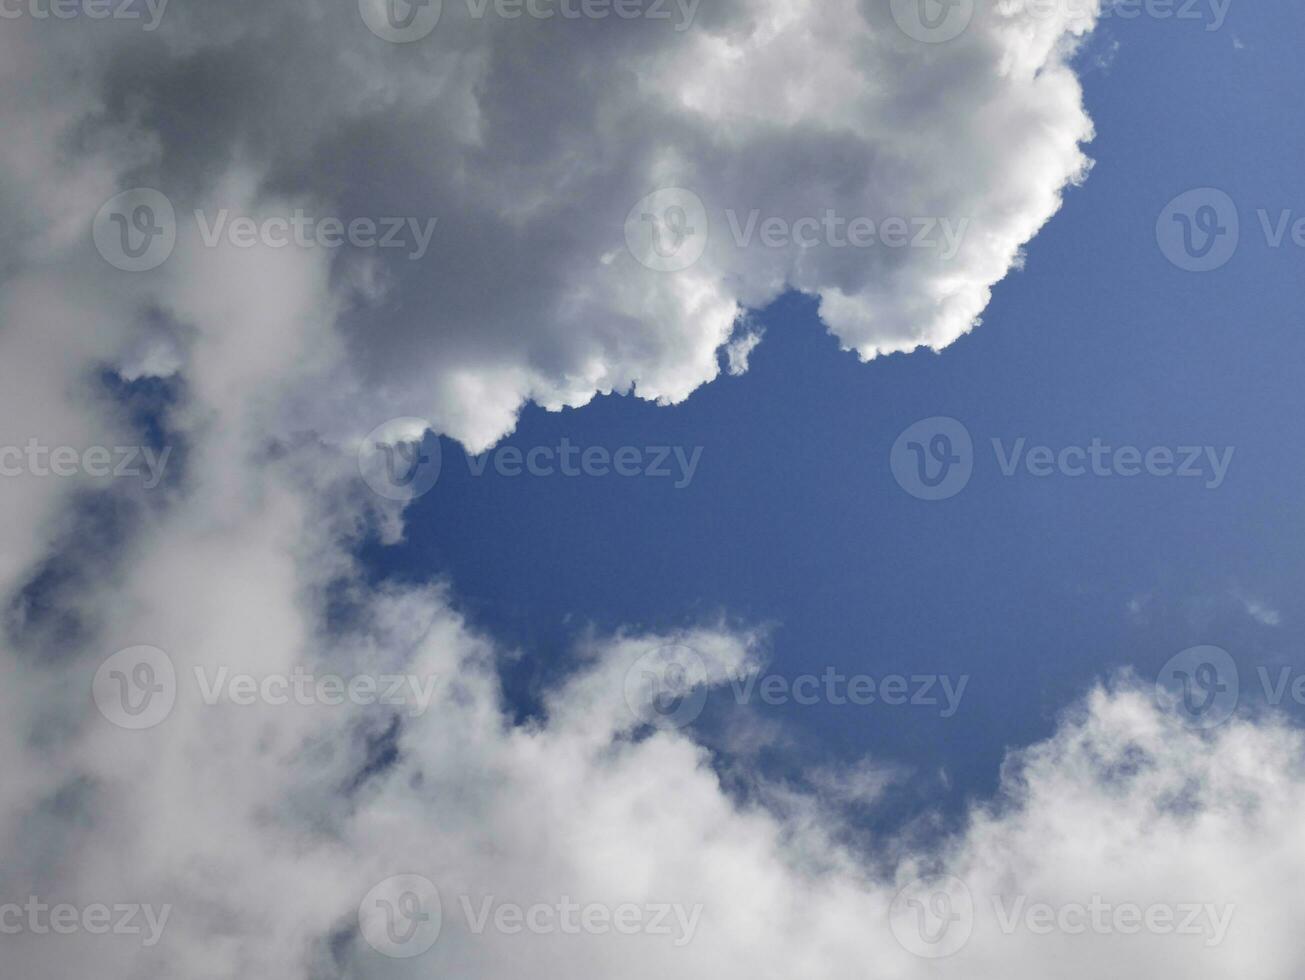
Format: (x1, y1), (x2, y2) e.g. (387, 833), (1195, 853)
(363, 3), (1305, 815)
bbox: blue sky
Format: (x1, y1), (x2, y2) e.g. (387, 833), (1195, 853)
(366, 1), (1305, 814)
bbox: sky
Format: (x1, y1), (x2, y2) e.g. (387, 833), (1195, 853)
(373, 0), (1305, 812)
(3, 0), (1305, 978)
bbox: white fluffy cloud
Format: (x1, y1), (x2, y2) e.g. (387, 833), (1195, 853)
(5, 0), (1098, 451)
(9, 2), (1300, 979)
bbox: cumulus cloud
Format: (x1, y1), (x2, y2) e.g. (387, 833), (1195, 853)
(10, 3), (1297, 980)
(5, 0), (1098, 452)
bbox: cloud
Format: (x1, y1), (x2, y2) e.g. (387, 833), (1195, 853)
(5, 0), (1098, 452)
(1236, 593), (1281, 627)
